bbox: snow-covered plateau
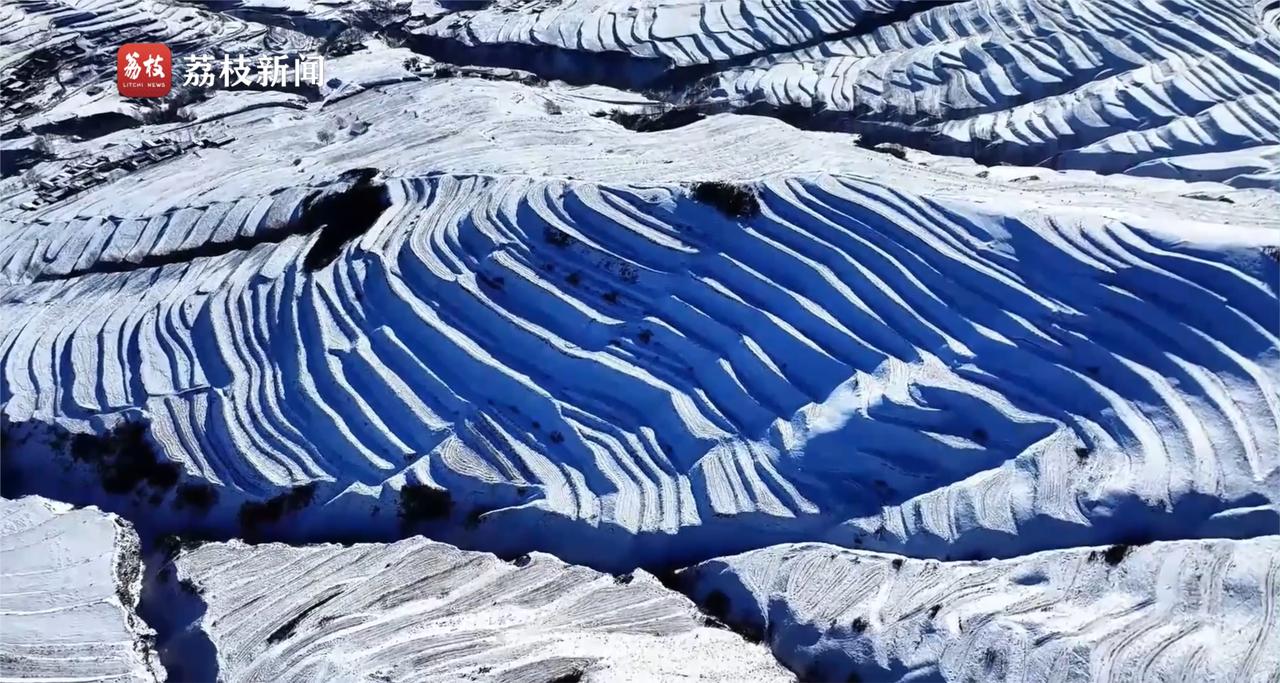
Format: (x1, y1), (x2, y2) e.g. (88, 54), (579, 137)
(0, 496), (164, 682)
(1, 0), (1277, 681)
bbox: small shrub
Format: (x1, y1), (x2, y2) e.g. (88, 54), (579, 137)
(600, 104), (706, 132)
(971, 427), (989, 445)
(891, 558), (904, 570)
(138, 86), (202, 124)
(1102, 543), (1131, 566)
(544, 227), (574, 247)
(851, 617), (869, 633)
(69, 421), (179, 495)
(239, 483), (317, 535)
(872, 143), (908, 159)
(690, 181), (760, 219)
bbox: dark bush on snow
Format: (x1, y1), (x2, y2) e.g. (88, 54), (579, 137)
(690, 181), (760, 219)
(543, 226), (574, 247)
(138, 86), (205, 125)
(599, 104), (707, 132)
(69, 421), (179, 495)
(1101, 543), (1132, 565)
(238, 483), (317, 535)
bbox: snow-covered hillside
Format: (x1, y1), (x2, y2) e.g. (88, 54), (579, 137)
(680, 537), (1280, 682)
(3, 68), (1278, 570)
(417, 0), (1280, 186)
(1, 1), (1278, 680)
(155, 537), (791, 682)
(4, 51), (1280, 578)
(0, 496), (164, 682)
(6, 0), (1276, 185)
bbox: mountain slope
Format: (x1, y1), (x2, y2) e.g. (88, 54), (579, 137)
(414, 0), (1280, 186)
(680, 537), (1280, 682)
(154, 537), (792, 682)
(3, 75), (1276, 570)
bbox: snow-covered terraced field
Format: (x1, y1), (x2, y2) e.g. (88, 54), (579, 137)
(0, 496), (163, 683)
(3, 74), (1277, 571)
(153, 537), (790, 682)
(2, 1), (1279, 680)
(416, 0), (1280, 186)
(5, 0), (1279, 184)
(681, 537), (1280, 682)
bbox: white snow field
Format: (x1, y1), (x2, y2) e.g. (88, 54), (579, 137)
(680, 537), (1280, 682)
(152, 537), (791, 682)
(0, 496), (164, 683)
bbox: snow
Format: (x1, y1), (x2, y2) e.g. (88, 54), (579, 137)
(1, 0), (1278, 679)
(414, 0), (1280, 187)
(155, 537), (791, 681)
(2, 67), (1277, 575)
(0, 497), (164, 683)
(680, 537), (1280, 682)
